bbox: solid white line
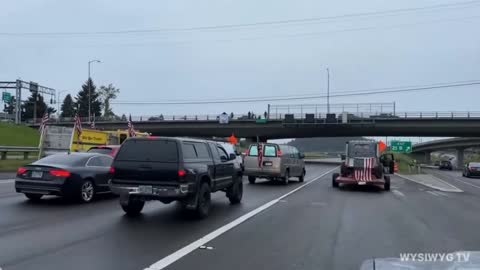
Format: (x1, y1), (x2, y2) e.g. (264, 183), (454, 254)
(145, 166), (339, 270)
(0, 179), (15, 184)
(427, 190), (440, 197)
(455, 178), (480, 189)
(392, 190), (405, 197)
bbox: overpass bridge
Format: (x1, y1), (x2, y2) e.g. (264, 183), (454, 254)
(412, 137), (480, 166)
(32, 111), (480, 141)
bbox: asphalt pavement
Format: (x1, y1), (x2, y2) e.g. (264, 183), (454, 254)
(2, 165), (480, 270)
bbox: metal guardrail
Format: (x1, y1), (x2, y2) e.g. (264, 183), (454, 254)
(0, 146), (38, 160)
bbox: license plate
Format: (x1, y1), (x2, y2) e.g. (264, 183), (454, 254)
(138, 185), (153, 194)
(31, 171), (43, 178)
(358, 181), (366, 185)
(264, 161), (272, 166)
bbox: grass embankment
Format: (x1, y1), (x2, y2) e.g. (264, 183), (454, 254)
(0, 123), (39, 171)
(0, 123), (40, 146)
(386, 152), (420, 175)
(0, 159), (37, 172)
(304, 152), (327, 159)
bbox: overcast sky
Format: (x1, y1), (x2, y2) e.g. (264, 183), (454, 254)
(1, 0), (479, 119)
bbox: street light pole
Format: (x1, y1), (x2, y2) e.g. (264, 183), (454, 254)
(326, 68), (330, 114)
(88, 59), (101, 123)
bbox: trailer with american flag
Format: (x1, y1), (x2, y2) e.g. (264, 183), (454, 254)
(332, 140), (390, 191)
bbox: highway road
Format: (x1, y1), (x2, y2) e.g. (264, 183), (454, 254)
(1, 164), (480, 270)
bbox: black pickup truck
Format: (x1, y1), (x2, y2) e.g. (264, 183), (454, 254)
(109, 137), (243, 218)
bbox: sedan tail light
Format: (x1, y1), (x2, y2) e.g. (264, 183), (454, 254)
(17, 167), (27, 175)
(49, 170), (71, 177)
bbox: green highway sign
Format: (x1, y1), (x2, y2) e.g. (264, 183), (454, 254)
(2, 92), (12, 103)
(390, 141), (412, 153)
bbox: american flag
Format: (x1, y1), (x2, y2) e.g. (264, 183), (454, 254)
(74, 113), (83, 135)
(127, 114), (136, 137)
(257, 144), (263, 167)
(90, 114), (95, 129)
(354, 157), (375, 181)
(39, 112), (49, 134)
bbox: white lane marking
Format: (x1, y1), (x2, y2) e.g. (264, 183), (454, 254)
(434, 191), (449, 197)
(455, 178), (480, 189)
(392, 190), (405, 197)
(0, 179), (15, 184)
(145, 166), (339, 270)
(427, 190), (440, 197)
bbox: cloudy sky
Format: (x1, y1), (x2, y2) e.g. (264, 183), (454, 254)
(1, 0), (479, 119)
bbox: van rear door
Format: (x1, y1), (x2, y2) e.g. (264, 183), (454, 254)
(112, 139), (179, 185)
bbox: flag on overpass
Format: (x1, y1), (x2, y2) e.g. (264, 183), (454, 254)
(74, 113), (83, 136)
(128, 114), (136, 137)
(39, 112), (49, 135)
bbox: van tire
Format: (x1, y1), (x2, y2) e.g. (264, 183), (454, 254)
(283, 170), (290, 185)
(248, 176), (256, 184)
(195, 182), (211, 218)
(121, 199), (145, 216)
(227, 176), (243, 204)
(332, 173), (339, 188)
(299, 169), (306, 182)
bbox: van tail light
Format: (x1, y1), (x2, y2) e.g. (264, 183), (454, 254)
(178, 170), (187, 178)
(109, 167), (115, 174)
(17, 167), (27, 175)
(277, 150), (283, 157)
(245, 149), (250, 156)
(49, 170), (71, 178)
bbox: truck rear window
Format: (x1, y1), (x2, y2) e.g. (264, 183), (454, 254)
(116, 140), (178, 162)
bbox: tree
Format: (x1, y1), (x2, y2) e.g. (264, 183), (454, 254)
(99, 84), (120, 118)
(120, 114), (127, 121)
(21, 92), (56, 120)
(75, 78), (102, 118)
(60, 94), (76, 117)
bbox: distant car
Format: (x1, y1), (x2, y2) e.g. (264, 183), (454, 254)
(217, 142), (243, 172)
(439, 160), (453, 170)
(463, 162), (480, 177)
(243, 143), (306, 185)
(15, 153), (114, 202)
(87, 145), (121, 157)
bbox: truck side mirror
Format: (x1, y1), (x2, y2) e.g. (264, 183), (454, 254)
(340, 154), (346, 161)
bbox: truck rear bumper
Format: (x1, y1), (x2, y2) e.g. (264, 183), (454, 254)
(109, 182), (194, 201)
(335, 176), (385, 185)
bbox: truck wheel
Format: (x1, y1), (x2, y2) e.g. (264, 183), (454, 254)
(299, 169), (306, 182)
(121, 199), (145, 216)
(195, 182), (211, 218)
(283, 170), (290, 185)
(227, 176), (243, 204)
(332, 173), (339, 188)
(25, 193), (43, 201)
(248, 176), (256, 184)
(384, 175), (391, 191)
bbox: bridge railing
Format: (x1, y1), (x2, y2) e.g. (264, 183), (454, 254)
(24, 111), (480, 124)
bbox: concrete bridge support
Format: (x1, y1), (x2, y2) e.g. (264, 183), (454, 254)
(456, 148), (465, 168)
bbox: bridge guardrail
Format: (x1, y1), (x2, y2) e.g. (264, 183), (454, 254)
(0, 146), (38, 160)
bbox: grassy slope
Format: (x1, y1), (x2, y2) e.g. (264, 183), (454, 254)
(0, 123), (39, 146)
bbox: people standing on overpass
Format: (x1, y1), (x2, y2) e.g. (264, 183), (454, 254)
(264, 111), (267, 119)
(248, 111), (251, 119)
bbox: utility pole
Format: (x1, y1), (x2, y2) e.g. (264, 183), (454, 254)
(327, 68), (330, 114)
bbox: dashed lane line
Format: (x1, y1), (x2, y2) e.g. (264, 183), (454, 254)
(145, 166), (339, 270)
(392, 190), (405, 197)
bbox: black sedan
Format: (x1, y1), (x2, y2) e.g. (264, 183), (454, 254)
(463, 162), (480, 178)
(15, 152), (113, 202)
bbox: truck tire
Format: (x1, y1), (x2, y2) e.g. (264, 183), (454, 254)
(332, 173), (339, 188)
(195, 182), (211, 218)
(299, 169), (306, 182)
(283, 170), (290, 185)
(25, 193), (43, 201)
(248, 176), (256, 184)
(384, 175), (391, 191)
(227, 176), (243, 204)
(121, 199), (145, 216)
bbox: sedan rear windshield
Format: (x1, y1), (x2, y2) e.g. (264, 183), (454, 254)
(87, 148), (112, 155)
(33, 154), (87, 166)
(116, 140), (178, 162)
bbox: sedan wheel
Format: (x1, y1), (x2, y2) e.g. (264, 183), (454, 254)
(80, 180), (95, 203)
